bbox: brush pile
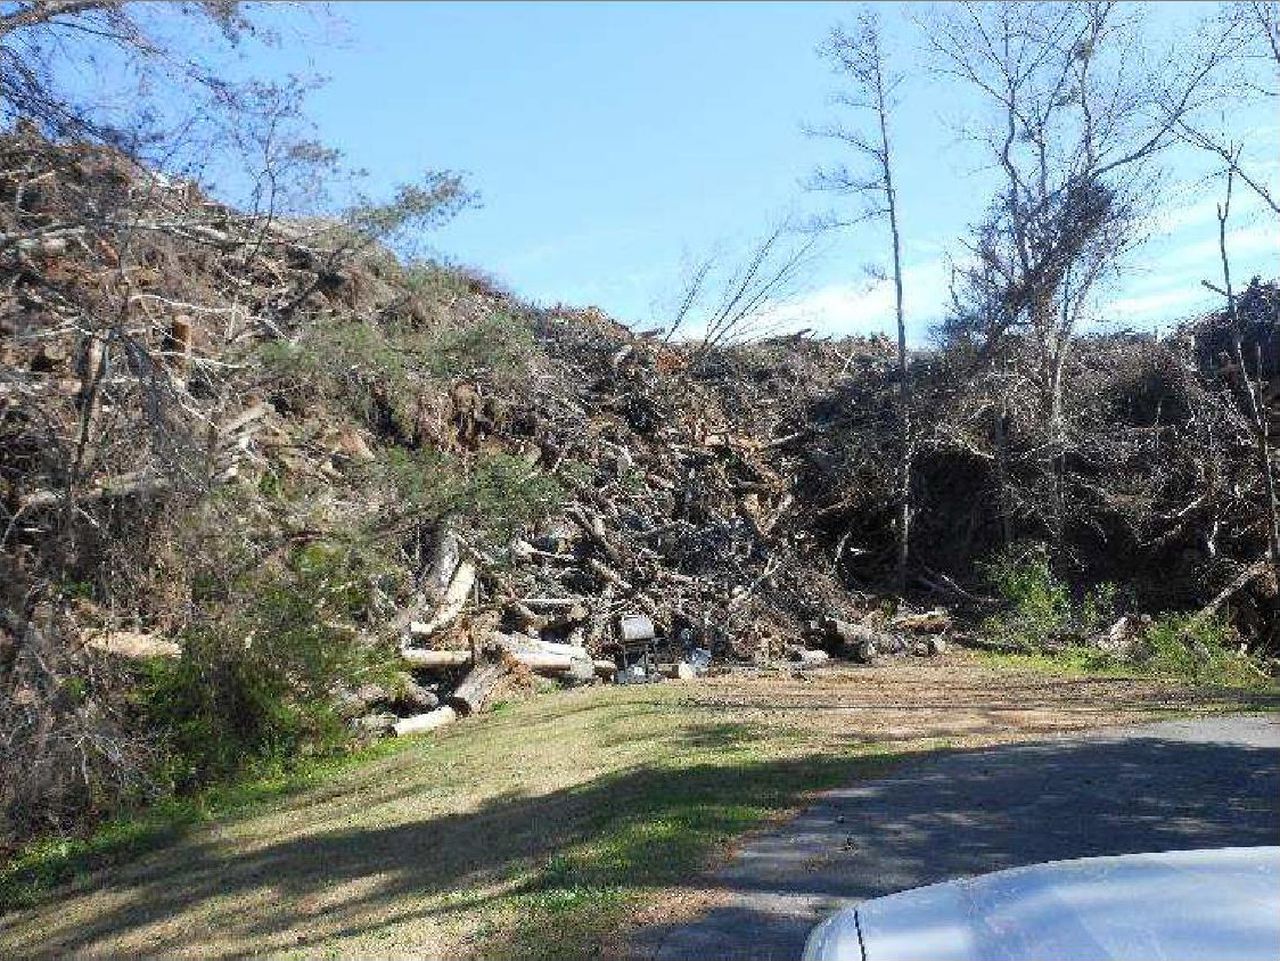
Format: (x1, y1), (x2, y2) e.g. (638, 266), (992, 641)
(1, 129), (1275, 837)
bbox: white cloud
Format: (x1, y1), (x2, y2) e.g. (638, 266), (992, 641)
(1106, 286), (1213, 321)
(760, 259), (951, 339)
(1164, 222), (1279, 265)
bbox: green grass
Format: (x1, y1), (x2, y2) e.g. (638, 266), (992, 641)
(4, 662), (1271, 960)
(977, 644), (1278, 694)
(0, 738), (413, 914)
(977, 646), (1143, 678)
(0, 683), (914, 960)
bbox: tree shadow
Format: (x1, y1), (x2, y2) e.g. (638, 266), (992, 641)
(2, 720), (1276, 961)
(0, 734), (879, 959)
(634, 720), (1280, 960)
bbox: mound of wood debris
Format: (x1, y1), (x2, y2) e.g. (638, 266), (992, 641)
(348, 308), (961, 732)
(1, 128), (960, 745)
(5, 125), (1276, 749)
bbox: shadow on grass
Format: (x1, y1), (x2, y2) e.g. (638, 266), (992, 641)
(4, 717), (1278, 961)
(0, 729), (892, 960)
(632, 725), (1280, 961)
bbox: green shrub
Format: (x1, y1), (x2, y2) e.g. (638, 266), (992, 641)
(374, 448), (563, 547)
(138, 543), (391, 792)
(981, 545), (1119, 650)
(462, 453), (564, 539)
(982, 544), (1074, 649)
(429, 311), (535, 381)
(257, 311), (535, 434)
(1138, 612), (1255, 686)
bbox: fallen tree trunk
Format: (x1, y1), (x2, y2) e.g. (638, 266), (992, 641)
(409, 559), (476, 638)
(447, 659), (507, 716)
(392, 705), (458, 737)
(400, 647), (471, 670)
(495, 634), (594, 678)
(891, 609), (951, 634)
(1182, 558), (1269, 636)
(422, 520), (462, 604)
(506, 649), (573, 673)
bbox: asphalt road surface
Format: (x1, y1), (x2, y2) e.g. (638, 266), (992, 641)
(634, 714), (1280, 961)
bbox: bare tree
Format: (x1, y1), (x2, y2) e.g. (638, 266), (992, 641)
(0, 2), (256, 149)
(806, 9), (914, 589)
(1166, 2), (1279, 216)
(926, 0), (1234, 549)
(664, 220), (817, 359)
(1205, 160), (1280, 572)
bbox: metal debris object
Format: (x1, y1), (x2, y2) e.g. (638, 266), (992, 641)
(619, 614), (656, 641)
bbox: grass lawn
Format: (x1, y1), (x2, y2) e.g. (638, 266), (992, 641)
(2, 657), (1273, 960)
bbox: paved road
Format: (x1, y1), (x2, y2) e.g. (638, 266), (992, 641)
(634, 714), (1280, 961)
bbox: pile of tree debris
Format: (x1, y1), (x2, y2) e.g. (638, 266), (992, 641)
(0, 126), (957, 773)
(1, 125), (1276, 834)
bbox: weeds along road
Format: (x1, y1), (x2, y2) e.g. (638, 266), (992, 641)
(1, 655), (1276, 960)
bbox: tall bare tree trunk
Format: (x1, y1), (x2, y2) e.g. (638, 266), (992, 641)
(1216, 167), (1280, 572)
(991, 397), (1014, 549)
(808, 12), (913, 591)
(877, 60), (913, 592)
(1048, 338), (1068, 550)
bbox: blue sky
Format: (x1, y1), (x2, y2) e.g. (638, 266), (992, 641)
(152, 3), (1280, 340)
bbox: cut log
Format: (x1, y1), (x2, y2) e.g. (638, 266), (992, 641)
(422, 520), (462, 605)
(891, 609), (952, 635)
(447, 660), (507, 716)
(563, 654), (597, 684)
(85, 631), (180, 660)
(400, 647), (471, 670)
(506, 650), (574, 673)
(409, 559), (476, 637)
(823, 618), (884, 646)
(523, 637), (591, 660)
(822, 618), (884, 664)
(594, 658), (618, 677)
(658, 661), (696, 680)
(494, 634), (596, 677)
(786, 646), (830, 666)
(392, 705), (458, 737)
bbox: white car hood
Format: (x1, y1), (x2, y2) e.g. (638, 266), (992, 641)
(804, 847), (1280, 961)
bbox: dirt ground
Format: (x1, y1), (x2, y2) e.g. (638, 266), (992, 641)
(680, 654), (1274, 744)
